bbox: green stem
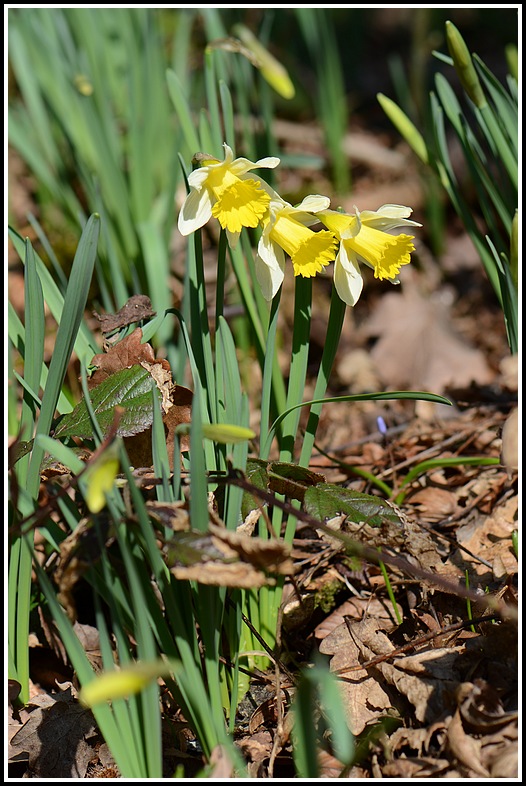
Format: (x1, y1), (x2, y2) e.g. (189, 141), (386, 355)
(299, 286), (346, 467)
(215, 229), (228, 333)
(259, 289), (282, 459)
(279, 276), (312, 463)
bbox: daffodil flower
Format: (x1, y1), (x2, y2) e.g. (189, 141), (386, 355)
(178, 143), (280, 248)
(256, 195), (338, 300)
(318, 204), (421, 306)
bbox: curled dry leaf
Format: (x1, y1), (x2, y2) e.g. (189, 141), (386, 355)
(93, 294), (156, 335)
(88, 327), (167, 389)
(456, 679), (518, 732)
(145, 500), (190, 532)
(447, 707), (490, 777)
(165, 524), (295, 589)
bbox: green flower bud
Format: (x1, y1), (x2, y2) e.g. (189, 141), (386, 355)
(445, 21), (486, 108)
(377, 93), (428, 164)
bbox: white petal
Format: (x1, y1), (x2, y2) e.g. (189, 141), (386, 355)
(231, 155), (280, 176)
(295, 194), (331, 213)
(334, 247), (363, 307)
(256, 235), (286, 300)
(255, 255), (285, 301)
(222, 143), (234, 163)
(187, 167), (212, 188)
(359, 204), (421, 231)
(178, 187), (212, 235)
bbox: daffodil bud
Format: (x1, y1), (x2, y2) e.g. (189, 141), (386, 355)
(377, 93), (428, 165)
(232, 24), (295, 100)
(80, 442), (120, 514)
(445, 21), (486, 109)
(79, 659), (171, 706)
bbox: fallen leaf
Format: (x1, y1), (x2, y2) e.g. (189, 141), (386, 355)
(447, 707), (490, 777)
(348, 619), (462, 724)
(314, 596), (403, 641)
(93, 295), (156, 335)
(165, 525), (295, 588)
(318, 622), (393, 735)
(456, 679), (518, 732)
(9, 687), (97, 778)
(88, 327), (167, 387)
(362, 281), (493, 395)
(455, 493), (518, 579)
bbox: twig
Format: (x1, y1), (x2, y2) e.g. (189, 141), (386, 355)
(335, 614), (498, 675)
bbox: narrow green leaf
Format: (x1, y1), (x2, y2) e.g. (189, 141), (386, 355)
(316, 663), (355, 766)
(264, 390), (451, 457)
(166, 68), (200, 155)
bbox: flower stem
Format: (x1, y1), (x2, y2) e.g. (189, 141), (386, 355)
(279, 276), (312, 463)
(299, 286), (346, 467)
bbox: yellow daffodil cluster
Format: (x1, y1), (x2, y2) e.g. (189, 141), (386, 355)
(178, 143), (420, 306)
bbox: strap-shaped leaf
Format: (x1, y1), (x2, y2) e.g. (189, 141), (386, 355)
(54, 365), (160, 440)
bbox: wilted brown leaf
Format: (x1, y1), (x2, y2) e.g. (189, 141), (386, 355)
(318, 621), (393, 735)
(349, 619), (463, 724)
(166, 524), (295, 588)
(88, 327), (167, 388)
(145, 500), (190, 532)
(172, 560), (274, 588)
(455, 493), (518, 580)
(363, 280), (493, 395)
(9, 687), (97, 778)
(314, 596), (403, 641)
(447, 707), (490, 777)
(93, 295), (156, 335)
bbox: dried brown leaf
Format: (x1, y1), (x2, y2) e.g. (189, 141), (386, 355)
(93, 295), (156, 335)
(455, 493), (518, 579)
(457, 679), (518, 732)
(9, 687), (97, 778)
(88, 327), (164, 388)
(363, 281), (493, 395)
(319, 621), (393, 735)
(209, 523), (295, 575)
(447, 707), (490, 777)
(314, 596), (403, 641)
(145, 500), (190, 532)
(172, 561), (273, 589)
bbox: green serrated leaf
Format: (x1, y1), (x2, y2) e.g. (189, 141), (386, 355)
(303, 483), (404, 527)
(54, 365), (160, 440)
(241, 458), (270, 520)
(267, 461), (325, 501)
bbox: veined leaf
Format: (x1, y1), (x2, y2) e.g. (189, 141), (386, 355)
(54, 365), (160, 440)
(304, 483), (405, 527)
